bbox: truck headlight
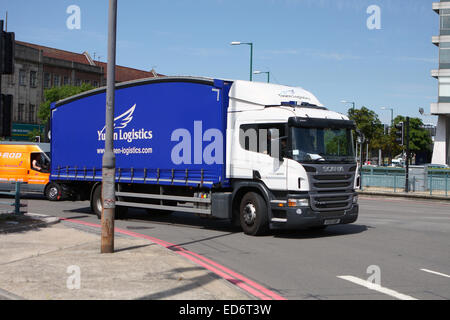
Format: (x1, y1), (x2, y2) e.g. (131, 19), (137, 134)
(353, 195), (358, 204)
(288, 199), (309, 207)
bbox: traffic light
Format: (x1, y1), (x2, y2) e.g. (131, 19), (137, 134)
(395, 122), (404, 146)
(0, 24), (15, 75)
(0, 94), (12, 137)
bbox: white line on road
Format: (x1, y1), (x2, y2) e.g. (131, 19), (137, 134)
(337, 276), (418, 300)
(420, 269), (450, 279)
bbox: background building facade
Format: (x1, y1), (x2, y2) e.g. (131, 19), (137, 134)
(432, 1), (450, 165)
(0, 40), (160, 140)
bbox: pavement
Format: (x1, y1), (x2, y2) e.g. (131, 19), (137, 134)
(0, 213), (252, 300)
(358, 189), (450, 201)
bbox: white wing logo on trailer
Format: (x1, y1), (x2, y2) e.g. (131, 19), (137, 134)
(99, 104), (136, 135)
(97, 104), (153, 143)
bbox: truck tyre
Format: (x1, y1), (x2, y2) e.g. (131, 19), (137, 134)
(90, 185), (127, 220)
(45, 183), (63, 201)
(239, 192), (269, 236)
(91, 185), (103, 219)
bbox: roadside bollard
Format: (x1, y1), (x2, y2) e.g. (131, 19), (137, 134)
(14, 182), (22, 215)
(430, 173), (433, 196)
(446, 173), (448, 197)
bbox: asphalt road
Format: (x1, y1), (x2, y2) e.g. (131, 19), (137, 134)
(21, 195), (450, 300)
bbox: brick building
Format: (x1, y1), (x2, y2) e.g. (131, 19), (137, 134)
(0, 40), (161, 140)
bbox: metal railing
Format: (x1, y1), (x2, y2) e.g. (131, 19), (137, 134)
(360, 167), (450, 197)
(0, 182), (25, 214)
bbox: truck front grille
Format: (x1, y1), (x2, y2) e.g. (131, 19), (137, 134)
(305, 166), (356, 213)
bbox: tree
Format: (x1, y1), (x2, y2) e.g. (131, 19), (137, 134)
(390, 116), (432, 159)
(27, 128), (44, 142)
(38, 83), (94, 124)
(348, 107), (385, 162)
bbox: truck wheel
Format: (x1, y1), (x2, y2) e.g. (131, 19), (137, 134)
(91, 185), (103, 219)
(90, 185), (127, 220)
(45, 183), (63, 201)
(239, 192), (269, 236)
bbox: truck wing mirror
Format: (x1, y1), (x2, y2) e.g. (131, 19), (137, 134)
(356, 129), (365, 144)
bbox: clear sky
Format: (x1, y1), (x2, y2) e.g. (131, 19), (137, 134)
(1, 0), (438, 125)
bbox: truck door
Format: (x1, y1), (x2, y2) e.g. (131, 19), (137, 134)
(235, 123), (287, 190)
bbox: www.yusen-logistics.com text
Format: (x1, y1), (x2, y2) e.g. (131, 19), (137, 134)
(97, 147), (153, 156)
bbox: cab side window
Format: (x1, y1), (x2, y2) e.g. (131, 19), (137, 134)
(239, 124), (286, 158)
(30, 153), (49, 173)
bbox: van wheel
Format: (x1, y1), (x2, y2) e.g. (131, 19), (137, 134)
(239, 192), (269, 236)
(45, 183), (62, 201)
(90, 185), (127, 220)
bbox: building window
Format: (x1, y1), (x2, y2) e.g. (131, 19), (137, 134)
(93, 81), (98, 87)
(441, 9), (450, 35)
(53, 75), (61, 87)
(63, 76), (70, 86)
(30, 71), (38, 88)
(440, 42), (450, 68)
(29, 104), (35, 123)
(18, 104), (24, 122)
(75, 79), (81, 86)
(19, 70), (26, 86)
(44, 73), (51, 89)
(439, 76), (450, 98)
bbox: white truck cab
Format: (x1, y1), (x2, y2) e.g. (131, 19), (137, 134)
(225, 81), (359, 234)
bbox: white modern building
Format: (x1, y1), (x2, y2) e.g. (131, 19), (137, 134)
(432, 1), (450, 165)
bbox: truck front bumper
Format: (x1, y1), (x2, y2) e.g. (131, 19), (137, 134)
(269, 199), (359, 230)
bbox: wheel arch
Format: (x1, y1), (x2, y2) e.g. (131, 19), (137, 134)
(231, 181), (271, 223)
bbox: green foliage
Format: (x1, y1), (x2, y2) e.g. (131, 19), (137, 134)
(390, 116), (432, 155)
(348, 106), (384, 150)
(27, 128), (44, 142)
(324, 129), (351, 156)
(348, 106), (433, 159)
(38, 83), (94, 124)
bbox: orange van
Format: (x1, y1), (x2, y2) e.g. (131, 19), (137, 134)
(0, 142), (52, 198)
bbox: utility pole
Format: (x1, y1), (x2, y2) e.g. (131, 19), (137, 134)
(0, 20), (3, 125)
(0, 19), (14, 138)
(101, 0), (117, 254)
(404, 117), (410, 193)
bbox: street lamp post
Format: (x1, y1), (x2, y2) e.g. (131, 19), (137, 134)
(381, 107), (394, 126)
(381, 107), (395, 167)
(101, 0), (117, 254)
(341, 100), (357, 161)
(341, 100), (356, 111)
(231, 42), (253, 81)
(253, 70), (270, 83)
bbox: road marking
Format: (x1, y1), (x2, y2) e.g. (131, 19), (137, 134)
(337, 276), (418, 300)
(421, 269), (450, 279)
(61, 218), (286, 301)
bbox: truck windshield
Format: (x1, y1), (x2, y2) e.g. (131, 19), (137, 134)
(290, 127), (355, 163)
